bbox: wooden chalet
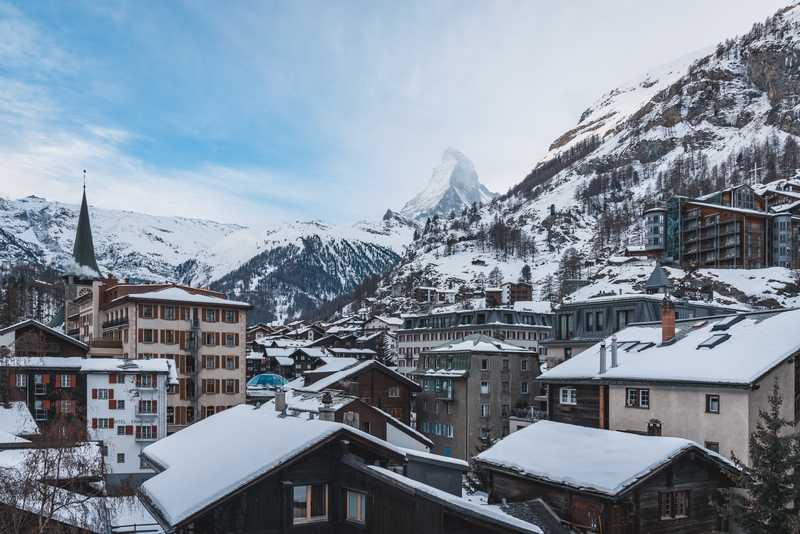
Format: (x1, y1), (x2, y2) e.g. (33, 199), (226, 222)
(476, 421), (737, 534)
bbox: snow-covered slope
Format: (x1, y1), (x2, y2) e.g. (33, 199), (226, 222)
(400, 148), (497, 222)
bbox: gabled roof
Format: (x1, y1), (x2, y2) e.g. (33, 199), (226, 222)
(539, 308), (800, 386)
(298, 360), (420, 392)
(476, 421), (736, 498)
(105, 286), (252, 309)
(426, 333), (533, 354)
(643, 262), (674, 291)
(69, 189), (102, 277)
(0, 319), (89, 352)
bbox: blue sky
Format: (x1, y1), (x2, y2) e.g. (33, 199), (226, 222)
(0, 1), (790, 225)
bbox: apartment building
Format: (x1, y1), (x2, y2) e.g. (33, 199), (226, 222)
(396, 306), (552, 378)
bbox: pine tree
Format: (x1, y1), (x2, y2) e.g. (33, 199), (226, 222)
(716, 379), (800, 533)
(373, 331), (393, 366)
(464, 429), (494, 494)
(519, 264), (532, 283)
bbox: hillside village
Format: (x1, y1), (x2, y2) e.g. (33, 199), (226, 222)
(7, 3), (800, 534)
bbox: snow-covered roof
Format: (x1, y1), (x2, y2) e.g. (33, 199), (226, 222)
(299, 360), (418, 392)
(326, 347), (376, 356)
(426, 333), (534, 354)
(0, 402), (38, 437)
(365, 465), (542, 534)
(371, 316), (403, 326)
(274, 356), (293, 366)
(139, 404), (403, 527)
(0, 319), (89, 351)
(512, 301), (553, 314)
(107, 286), (252, 308)
(9, 357), (177, 384)
(539, 309), (800, 385)
(400, 447), (469, 469)
(476, 421), (734, 497)
(303, 357), (359, 374)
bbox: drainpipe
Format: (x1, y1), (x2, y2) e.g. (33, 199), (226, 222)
(611, 335), (618, 368)
(599, 342), (607, 375)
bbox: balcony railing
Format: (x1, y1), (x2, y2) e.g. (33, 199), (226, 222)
(67, 329), (80, 336)
(102, 317), (129, 329)
(509, 407), (548, 422)
(91, 338), (123, 349)
(135, 408), (157, 418)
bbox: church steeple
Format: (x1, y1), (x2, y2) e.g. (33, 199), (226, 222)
(71, 179), (101, 277)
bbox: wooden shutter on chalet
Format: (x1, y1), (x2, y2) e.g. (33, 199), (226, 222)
(42, 375), (50, 384)
(138, 329), (144, 343)
(234, 333), (239, 347)
(215, 333), (220, 346)
(136, 426), (141, 439)
(201, 308), (206, 322)
(108, 389), (114, 400)
(179, 379), (186, 400)
(126, 426), (133, 435)
(177, 354), (185, 375)
(109, 374), (117, 384)
(135, 375), (142, 388)
(160, 305), (165, 319)
(215, 309), (220, 322)
(152, 374), (157, 386)
(215, 379), (220, 394)
(234, 310), (239, 323)
(152, 400), (157, 412)
(234, 379), (239, 394)
(71, 375), (76, 388)
(109, 400), (116, 410)
(92, 418), (98, 429)
(215, 355), (220, 369)
(42, 400), (50, 410)
(109, 418), (115, 429)
(55, 401), (60, 413)
(179, 331), (186, 350)
(235, 355), (240, 369)
(152, 425), (157, 439)
(138, 304), (144, 318)
(92, 389), (98, 399)
(55, 374), (61, 387)
(8, 374), (15, 387)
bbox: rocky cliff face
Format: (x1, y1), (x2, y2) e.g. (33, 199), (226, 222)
(400, 148), (498, 222)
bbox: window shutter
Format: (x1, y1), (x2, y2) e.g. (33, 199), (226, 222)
(152, 374), (157, 386)
(109, 418), (115, 428)
(9, 373), (15, 386)
(215, 355), (220, 369)
(135, 426), (141, 439)
(42, 374), (50, 384)
(126, 425), (133, 435)
(109, 400), (116, 410)
(216, 379), (220, 394)
(160, 330), (165, 344)
(138, 304), (143, 318)
(235, 379), (239, 394)
(92, 418), (98, 429)
(139, 400), (143, 412)
(179, 379), (186, 400)
(108, 389), (114, 399)
(215, 309), (220, 322)
(71, 401), (76, 413)
(215, 332), (220, 346)
(136, 375), (142, 387)
(152, 400), (158, 412)
(235, 355), (240, 369)
(109, 374), (116, 384)
(138, 329), (144, 343)
(42, 400), (50, 410)
(201, 308), (206, 322)
(92, 389), (98, 399)
(55, 401), (61, 413)
(160, 305), (165, 319)
(178, 354), (185, 375)
(55, 374), (61, 387)
(234, 333), (239, 347)
(152, 425), (157, 439)
(71, 375), (76, 388)
(234, 310), (239, 323)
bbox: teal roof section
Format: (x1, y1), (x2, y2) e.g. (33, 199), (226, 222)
(644, 262), (673, 292)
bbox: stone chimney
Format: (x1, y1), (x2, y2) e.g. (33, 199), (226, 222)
(599, 342), (606, 374)
(611, 335), (618, 368)
(275, 389), (286, 413)
(319, 392), (336, 422)
(662, 296), (676, 343)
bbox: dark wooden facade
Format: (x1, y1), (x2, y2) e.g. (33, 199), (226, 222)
(485, 451), (733, 534)
(546, 384), (603, 429)
(9, 365), (88, 438)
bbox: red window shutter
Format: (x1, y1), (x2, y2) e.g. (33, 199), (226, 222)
(109, 418), (115, 428)
(235, 355), (240, 369)
(71, 401), (76, 413)
(55, 374), (61, 387)
(152, 425), (157, 439)
(136, 426), (141, 439)
(109, 374), (116, 384)
(42, 374), (50, 384)
(109, 400), (116, 410)
(55, 401), (61, 413)
(139, 400), (143, 412)
(92, 389), (98, 399)
(126, 425), (133, 436)
(9, 373), (15, 387)
(235, 380), (239, 394)
(152, 400), (157, 412)
(235, 333), (239, 347)
(42, 400), (50, 410)
(92, 418), (98, 429)
(110, 389), (115, 399)
(136, 375), (142, 387)
(138, 329), (144, 343)
(152, 374), (157, 386)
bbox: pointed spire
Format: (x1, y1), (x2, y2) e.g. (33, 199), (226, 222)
(71, 181), (101, 277)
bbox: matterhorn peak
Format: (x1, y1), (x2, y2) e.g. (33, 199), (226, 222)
(400, 148), (497, 222)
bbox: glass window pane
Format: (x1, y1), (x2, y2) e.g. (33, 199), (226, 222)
(310, 485), (326, 519)
(293, 486), (307, 521)
(348, 492), (358, 519)
(359, 494), (366, 521)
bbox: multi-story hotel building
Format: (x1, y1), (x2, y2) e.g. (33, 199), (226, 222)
(396, 307), (552, 378)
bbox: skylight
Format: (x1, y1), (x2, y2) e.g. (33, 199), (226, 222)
(712, 315), (745, 332)
(697, 333), (731, 349)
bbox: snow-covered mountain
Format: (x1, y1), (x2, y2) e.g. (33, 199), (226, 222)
(373, 4), (800, 313)
(400, 148), (498, 223)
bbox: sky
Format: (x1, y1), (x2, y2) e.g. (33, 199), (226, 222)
(0, 1), (792, 226)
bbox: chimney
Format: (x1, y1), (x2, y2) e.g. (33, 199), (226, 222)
(319, 392), (336, 422)
(275, 389), (286, 412)
(611, 335), (618, 368)
(662, 296), (676, 343)
(599, 342), (607, 374)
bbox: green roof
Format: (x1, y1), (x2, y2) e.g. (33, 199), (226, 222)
(71, 189), (101, 276)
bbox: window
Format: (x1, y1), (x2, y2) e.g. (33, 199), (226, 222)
(705, 441), (720, 454)
(481, 358), (489, 371)
(559, 387), (577, 405)
(59, 400), (72, 413)
(226, 379), (235, 394)
(616, 310), (632, 331)
(625, 388), (650, 409)
(346, 491), (366, 524)
(60, 375), (71, 388)
(501, 404), (510, 417)
(206, 310), (215, 322)
(206, 356), (215, 369)
(480, 381), (489, 395)
(596, 312), (604, 329)
(447, 403), (452, 415)
(423, 400), (428, 411)
(34, 400), (47, 421)
(167, 407), (174, 424)
(140, 426), (152, 439)
(16, 375), (26, 387)
(165, 330), (175, 344)
(142, 353), (153, 360)
(185, 308), (191, 321)
(226, 334), (234, 347)
(117, 453), (125, 464)
(293, 484), (328, 524)
(116, 374), (125, 384)
(206, 406), (215, 418)
(140, 457), (149, 469)
(34, 374), (46, 395)
(140, 375), (153, 387)
(388, 387), (400, 398)
(360, 421), (371, 434)
(205, 333), (215, 346)
(521, 360), (528, 371)
(165, 307), (174, 320)
(226, 310), (235, 323)
(481, 427), (490, 439)
(502, 359), (509, 370)
(226, 356), (235, 370)
(661, 490), (689, 519)
(205, 379), (215, 394)
(117, 399), (125, 410)
(117, 426), (125, 435)
(143, 306), (153, 318)
(143, 329), (153, 343)
(98, 418), (110, 429)
(481, 404), (490, 417)
(706, 395), (720, 413)
(98, 389), (109, 400)
(502, 381), (510, 394)
(141, 400), (153, 414)
(521, 381), (529, 394)
(435, 401), (440, 413)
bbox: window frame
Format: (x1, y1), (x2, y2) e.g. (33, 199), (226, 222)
(521, 381), (529, 394)
(480, 381), (489, 395)
(705, 441), (720, 454)
(625, 388), (650, 409)
(559, 387), (577, 405)
(345, 490), (366, 524)
(292, 484), (329, 525)
(660, 490), (690, 520)
(706, 394), (720, 414)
